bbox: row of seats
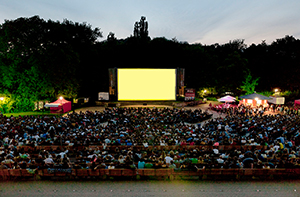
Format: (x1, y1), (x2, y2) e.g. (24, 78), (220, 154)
(18, 145), (267, 152)
(1, 168), (299, 181)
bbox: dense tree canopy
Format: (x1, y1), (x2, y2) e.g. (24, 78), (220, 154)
(1, 15), (300, 112)
(0, 16), (102, 112)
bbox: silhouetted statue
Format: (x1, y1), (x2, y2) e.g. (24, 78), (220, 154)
(133, 16), (148, 39)
(134, 22), (140, 37)
(107, 32), (116, 41)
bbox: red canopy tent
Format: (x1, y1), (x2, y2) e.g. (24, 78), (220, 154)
(44, 98), (71, 113)
(295, 99), (300, 108)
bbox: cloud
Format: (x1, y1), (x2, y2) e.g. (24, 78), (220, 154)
(0, 0), (299, 45)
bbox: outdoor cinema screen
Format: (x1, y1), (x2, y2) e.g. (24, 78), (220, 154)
(118, 68), (176, 101)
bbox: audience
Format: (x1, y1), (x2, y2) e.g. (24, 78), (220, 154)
(0, 105), (300, 171)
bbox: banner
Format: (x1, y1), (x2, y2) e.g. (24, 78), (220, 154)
(185, 88), (195, 101)
(99, 92), (109, 100)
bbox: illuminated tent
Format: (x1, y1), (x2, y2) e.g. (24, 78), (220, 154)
(44, 98), (71, 113)
(217, 95), (236, 103)
(269, 96), (285, 104)
(239, 93), (271, 107)
(295, 99), (300, 108)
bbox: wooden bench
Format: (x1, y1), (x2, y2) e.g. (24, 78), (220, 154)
(75, 169), (89, 177)
(0, 169), (10, 180)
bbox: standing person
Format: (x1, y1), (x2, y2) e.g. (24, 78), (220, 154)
(165, 154), (173, 165)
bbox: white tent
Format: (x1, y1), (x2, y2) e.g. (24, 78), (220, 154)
(269, 96), (285, 104)
(218, 95), (236, 103)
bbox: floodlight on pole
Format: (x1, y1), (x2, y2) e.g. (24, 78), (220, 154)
(274, 89), (278, 93)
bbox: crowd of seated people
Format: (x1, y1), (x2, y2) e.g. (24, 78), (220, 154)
(211, 103), (300, 116)
(1, 106), (300, 172)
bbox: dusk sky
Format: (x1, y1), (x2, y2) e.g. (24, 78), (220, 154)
(1, 0), (300, 45)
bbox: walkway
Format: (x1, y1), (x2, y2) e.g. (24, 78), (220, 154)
(1, 180), (300, 197)
(68, 102), (226, 126)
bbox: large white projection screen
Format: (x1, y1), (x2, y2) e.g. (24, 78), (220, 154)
(118, 69), (176, 101)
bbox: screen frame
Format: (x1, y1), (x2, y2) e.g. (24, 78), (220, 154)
(117, 68), (177, 101)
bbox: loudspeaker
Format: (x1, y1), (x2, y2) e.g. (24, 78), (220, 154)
(143, 103), (147, 106)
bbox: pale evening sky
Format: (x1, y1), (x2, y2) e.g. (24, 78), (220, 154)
(1, 0), (300, 45)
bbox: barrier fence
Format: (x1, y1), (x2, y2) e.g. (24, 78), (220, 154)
(3, 145), (296, 181)
(1, 168), (300, 181)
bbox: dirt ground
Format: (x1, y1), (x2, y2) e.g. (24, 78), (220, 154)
(68, 101), (277, 126)
(1, 180), (300, 197)
(70, 101), (225, 120)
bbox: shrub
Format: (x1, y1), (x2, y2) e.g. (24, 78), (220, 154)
(206, 97), (218, 101)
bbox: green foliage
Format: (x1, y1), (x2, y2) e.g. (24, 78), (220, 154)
(280, 90), (300, 102)
(2, 111), (58, 117)
(240, 72), (259, 95)
(0, 93), (13, 113)
(215, 40), (248, 92)
(177, 96), (185, 101)
(256, 91), (273, 97)
(0, 16), (102, 112)
(281, 90), (299, 97)
(197, 87), (217, 98)
(1, 15), (300, 112)
(206, 97), (218, 101)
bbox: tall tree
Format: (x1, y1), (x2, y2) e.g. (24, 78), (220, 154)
(133, 16), (149, 40)
(215, 51), (248, 93)
(240, 71), (260, 95)
(0, 16), (102, 112)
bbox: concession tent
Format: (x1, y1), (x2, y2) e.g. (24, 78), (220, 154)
(239, 93), (271, 107)
(44, 98), (71, 113)
(295, 99), (300, 108)
(217, 95), (236, 103)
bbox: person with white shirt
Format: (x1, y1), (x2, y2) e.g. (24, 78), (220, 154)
(225, 124), (230, 131)
(44, 156), (54, 165)
(217, 124), (222, 130)
(165, 154), (173, 164)
(108, 162), (115, 169)
(213, 148), (219, 155)
(274, 142), (280, 152)
(217, 156), (224, 164)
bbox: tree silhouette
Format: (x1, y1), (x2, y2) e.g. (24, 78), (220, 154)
(0, 16), (102, 112)
(107, 32), (116, 41)
(133, 16), (149, 39)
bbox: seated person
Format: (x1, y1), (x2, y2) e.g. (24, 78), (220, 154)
(168, 160), (176, 169)
(108, 162), (115, 169)
(138, 159), (145, 169)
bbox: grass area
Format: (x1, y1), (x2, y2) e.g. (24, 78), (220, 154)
(2, 111), (63, 117)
